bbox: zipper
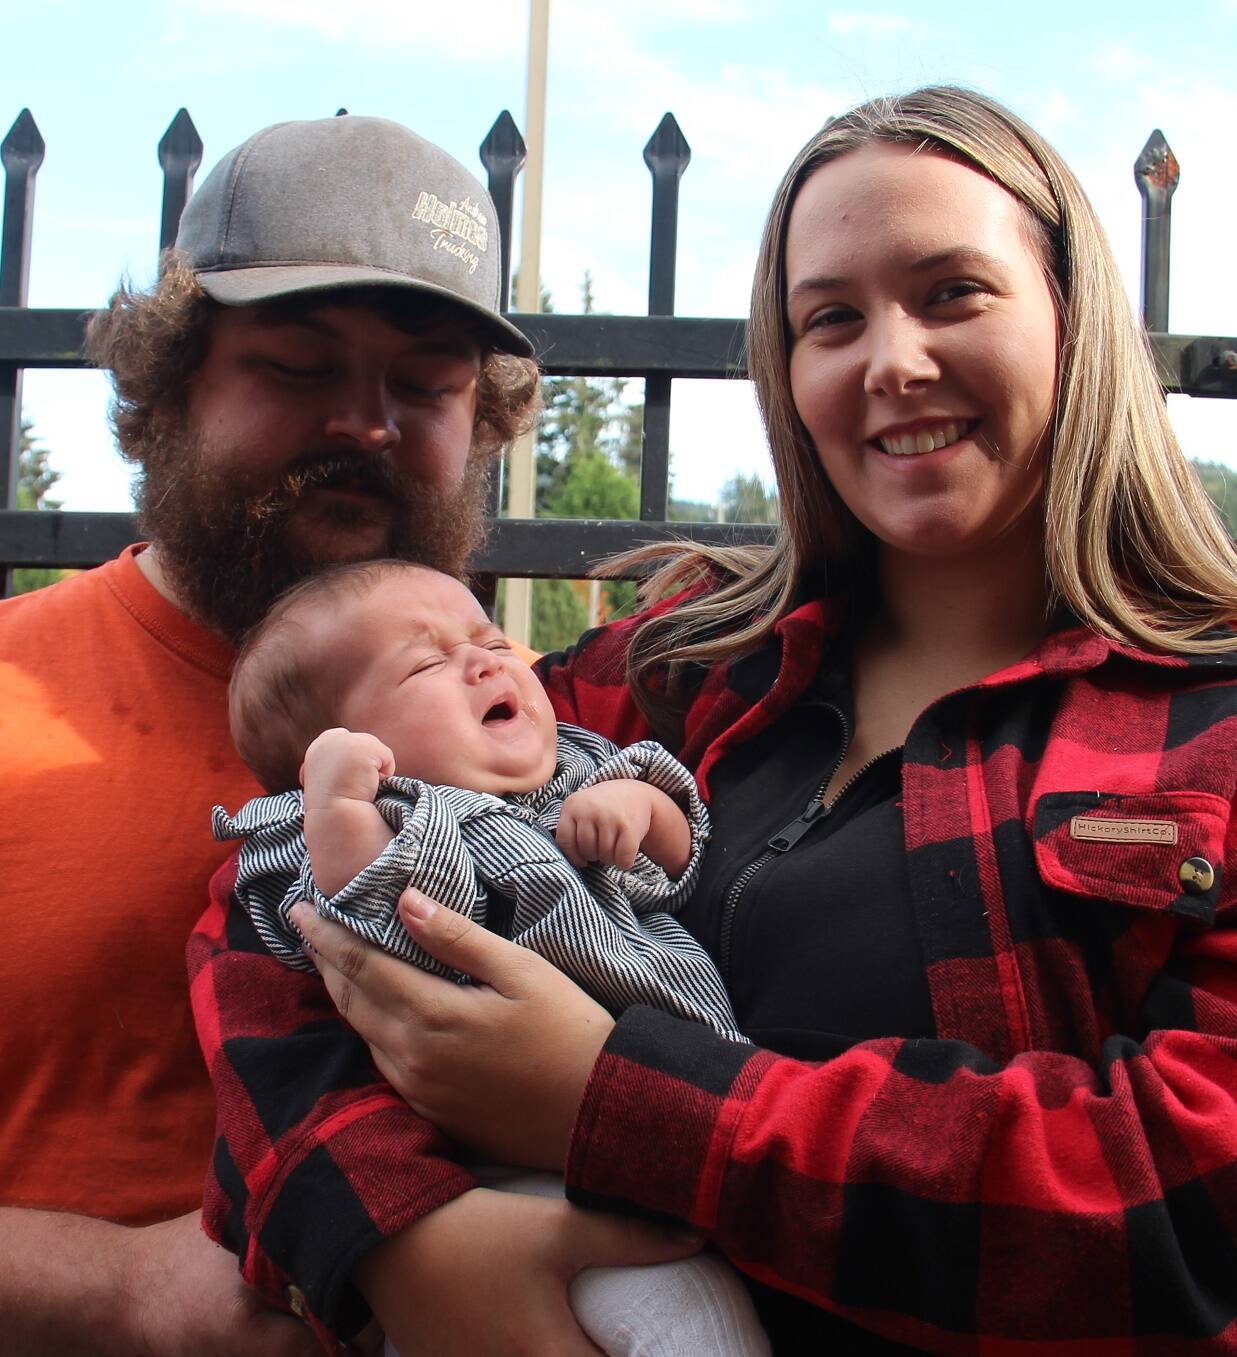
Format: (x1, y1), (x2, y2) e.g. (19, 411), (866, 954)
(719, 703), (849, 982)
(718, 702), (903, 983)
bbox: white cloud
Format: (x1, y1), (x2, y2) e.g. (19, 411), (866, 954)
(827, 12), (913, 36)
(1088, 45), (1150, 81)
(1032, 91), (1079, 139)
(180, 0), (525, 60)
(607, 0), (751, 19)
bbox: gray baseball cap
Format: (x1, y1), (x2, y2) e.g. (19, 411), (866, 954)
(175, 115), (532, 356)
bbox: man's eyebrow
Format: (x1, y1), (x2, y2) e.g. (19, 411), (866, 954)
(248, 308), (337, 335)
(246, 309), (479, 358)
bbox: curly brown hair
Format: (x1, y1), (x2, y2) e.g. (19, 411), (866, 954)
(84, 253), (542, 465)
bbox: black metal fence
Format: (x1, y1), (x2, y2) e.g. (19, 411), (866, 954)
(1, 108), (1234, 586)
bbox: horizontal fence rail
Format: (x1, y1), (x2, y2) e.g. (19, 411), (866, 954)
(5, 307), (1235, 394)
(0, 508), (777, 576)
(1, 107), (1234, 584)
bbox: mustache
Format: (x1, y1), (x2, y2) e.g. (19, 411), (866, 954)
(280, 452), (410, 499)
(235, 452), (414, 523)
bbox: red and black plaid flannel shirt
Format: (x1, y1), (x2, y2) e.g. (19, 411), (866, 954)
(190, 592), (1237, 1353)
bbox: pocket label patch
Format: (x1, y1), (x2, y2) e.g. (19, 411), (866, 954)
(1069, 815), (1179, 845)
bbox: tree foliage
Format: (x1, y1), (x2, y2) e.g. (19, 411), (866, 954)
(529, 274), (644, 651)
(13, 420), (72, 595)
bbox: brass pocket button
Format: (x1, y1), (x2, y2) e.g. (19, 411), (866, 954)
(1179, 857), (1215, 894)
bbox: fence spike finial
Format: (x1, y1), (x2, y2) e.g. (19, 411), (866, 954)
(1134, 129), (1180, 197)
(643, 112), (690, 178)
(156, 109), (204, 261)
(2, 109), (46, 173)
(157, 108), (203, 171)
(480, 110), (527, 171)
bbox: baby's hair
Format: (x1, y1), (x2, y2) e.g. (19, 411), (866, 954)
(229, 559), (449, 791)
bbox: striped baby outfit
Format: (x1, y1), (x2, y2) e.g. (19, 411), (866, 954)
(213, 722), (742, 1040)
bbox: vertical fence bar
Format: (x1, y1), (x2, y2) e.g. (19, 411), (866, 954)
(480, 110), (527, 313)
(478, 112), (528, 564)
(157, 109), (203, 260)
(640, 113), (689, 522)
(1134, 129), (1179, 333)
(1, 110), (45, 507)
(0, 109), (46, 595)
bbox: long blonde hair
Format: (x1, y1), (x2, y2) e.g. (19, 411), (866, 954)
(611, 85), (1237, 737)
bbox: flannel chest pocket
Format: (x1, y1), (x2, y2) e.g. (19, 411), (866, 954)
(1033, 790), (1229, 925)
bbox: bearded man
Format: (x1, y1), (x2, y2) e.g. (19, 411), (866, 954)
(0, 114), (539, 1355)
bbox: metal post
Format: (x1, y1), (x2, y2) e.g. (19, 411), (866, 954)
(1134, 129), (1179, 333)
(640, 113), (690, 521)
(503, 0), (549, 645)
(157, 109), (203, 261)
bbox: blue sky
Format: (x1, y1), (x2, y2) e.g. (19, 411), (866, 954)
(5, 0), (1235, 511)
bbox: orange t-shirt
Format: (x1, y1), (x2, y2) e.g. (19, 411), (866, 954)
(0, 546), (260, 1224)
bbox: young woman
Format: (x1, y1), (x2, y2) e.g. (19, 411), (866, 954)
(197, 87), (1237, 1354)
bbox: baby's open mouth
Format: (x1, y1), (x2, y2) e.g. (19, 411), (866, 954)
(483, 700), (517, 725)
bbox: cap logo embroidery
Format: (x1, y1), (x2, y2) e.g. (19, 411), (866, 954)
(1069, 815), (1178, 845)
(410, 191), (489, 275)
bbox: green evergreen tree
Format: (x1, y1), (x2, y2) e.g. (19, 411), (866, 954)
(12, 420), (71, 595)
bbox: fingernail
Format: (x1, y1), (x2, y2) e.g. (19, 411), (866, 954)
(401, 889), (437, 923)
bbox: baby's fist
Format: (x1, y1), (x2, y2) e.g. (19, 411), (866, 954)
(556, 781), (653, 871)
(301, 728), (396, 807)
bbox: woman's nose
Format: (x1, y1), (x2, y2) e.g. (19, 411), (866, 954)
(323, 379), (402, 451)
(862, 314), (938, 397)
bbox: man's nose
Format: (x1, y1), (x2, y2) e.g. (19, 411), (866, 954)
(862, 313), (938, 397)
(322, 378), (401, 451)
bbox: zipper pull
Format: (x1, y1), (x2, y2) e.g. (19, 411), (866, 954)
(768, 797), (828, 852)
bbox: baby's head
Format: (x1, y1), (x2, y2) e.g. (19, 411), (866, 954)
(229, 560), (558, 795)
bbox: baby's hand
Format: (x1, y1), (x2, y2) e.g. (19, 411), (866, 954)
(301, 728), (396, 809)
(556, 780), (656, 871)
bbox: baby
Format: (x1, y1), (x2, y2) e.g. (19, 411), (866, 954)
(215, 559), (769, 1357)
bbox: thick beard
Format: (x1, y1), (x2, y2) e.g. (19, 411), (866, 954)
(134, 417), (492, 642)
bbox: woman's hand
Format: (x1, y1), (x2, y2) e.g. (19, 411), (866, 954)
(289, 891), (615, 1170)
(356, 1188), (702, 1357)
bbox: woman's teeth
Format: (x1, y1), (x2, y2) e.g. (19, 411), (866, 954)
(877, 421), (969, 456)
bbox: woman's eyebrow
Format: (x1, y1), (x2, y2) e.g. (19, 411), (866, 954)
(787, 274), (848, 302)
(909, 246), (1004, 273)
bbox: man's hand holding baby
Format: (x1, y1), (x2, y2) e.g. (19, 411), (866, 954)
(556, 780), (691, 877)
